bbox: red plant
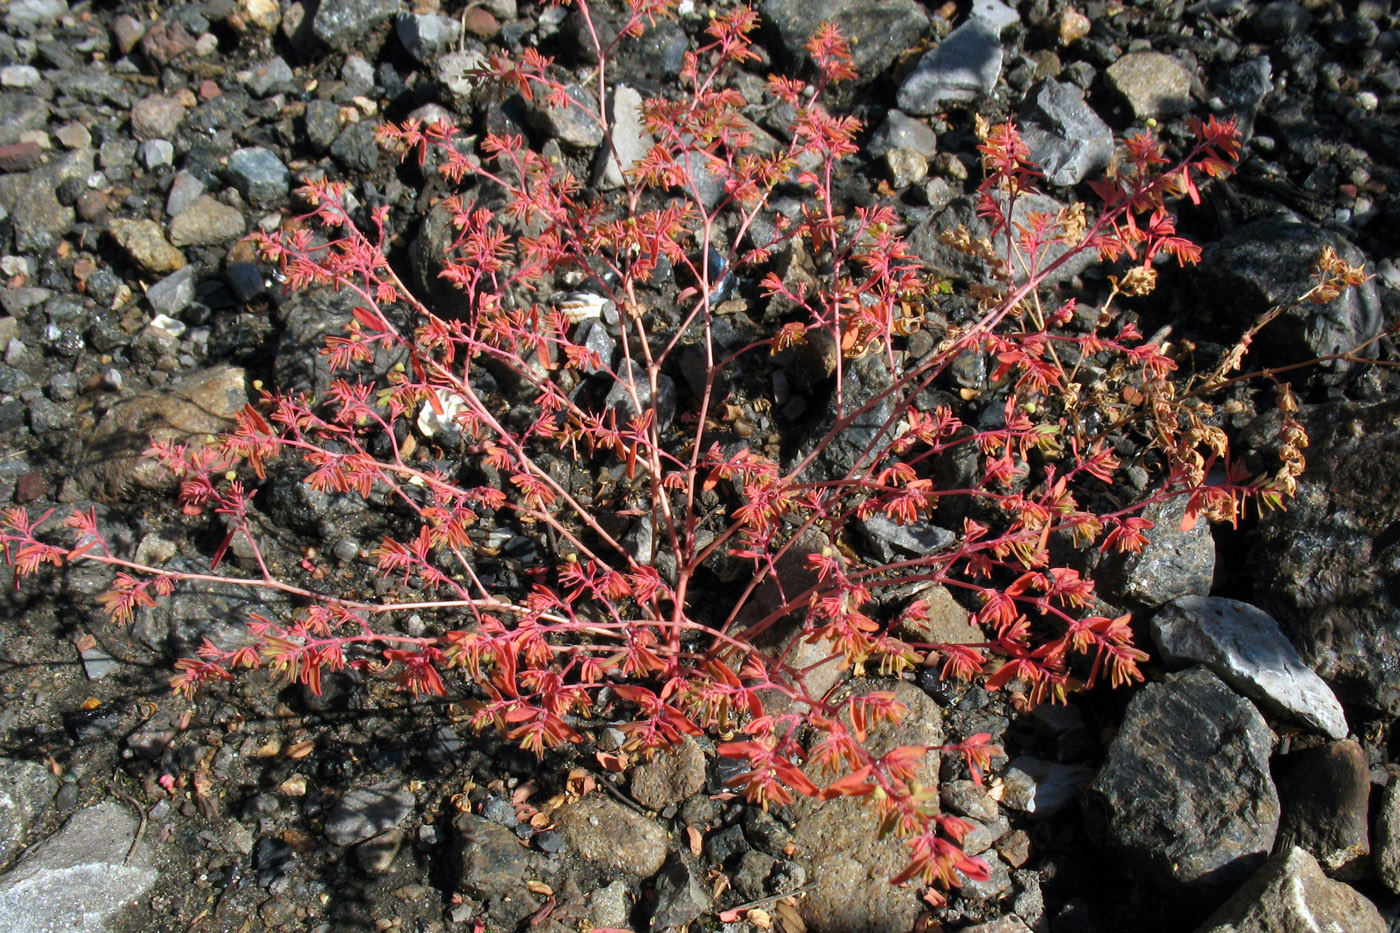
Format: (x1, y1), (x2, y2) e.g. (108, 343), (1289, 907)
(2, 0), (1329, 898)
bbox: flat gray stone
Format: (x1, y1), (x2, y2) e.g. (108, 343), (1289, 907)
(1106, 51), (1192, 118)
(1152, 596), (1348, 739)
(1018, 79), (1113, 186)
(0, 801), (158, 933)
(1196, 847), (1386, 933)
(897, 17), (1004, 113)
(325, 782), (416, 847)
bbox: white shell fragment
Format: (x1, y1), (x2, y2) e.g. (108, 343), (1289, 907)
(417, 387), (468, 437)
(552, 291), (611, 323)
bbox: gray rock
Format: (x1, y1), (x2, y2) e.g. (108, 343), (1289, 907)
(304, 99), (342, 153)
(762, 0), (929, 85)
(325, 782), (416, 847)
(139, 139), (174, 170)
(245, 56), (296, 98)
(1105, 52), (1192, 119)
(970, 0), (1020, 33)
(0, 801), (158, 933)
(0, 759), (56, 870)
(650, 853), (710, 931)
(107, 218), (186, 275)
(312, 0), (399, 51)
(790, 682), (940, 933)
(1106, 494), (1214, 608)
(856, 514), (955, 563)
(129, 95), (185, 141)
(1195, 847), (1385, 933)
(4, 0), (67, 34)
(330, 122), (381, 174)
(224, 147), (289, 205)
(597, 84), (650, 190)
(606, 359), (675, 430)
(908, 190), (1095, 286)
(630, 736), (706, 811)
(145, 265), (197, 318)
(1196, 220), (1384, 374)
(1274, 740), (1370, 875)
(1244, 1), (1312, 43)
(451, 814), (532, 897)
(0, 148), (90, 247)
(396, 13), (462, 64)
(1018, 79), (1113, 187)
(897, 18), (1004, 113)
(525, 83), (604, 151)
(572, 318), (615, 375)
(1250, 399), (1400, 714)
(1082, 667), (1278, 902)
(866, 110), (937, 159)
(554, 796), (667, 878)
(0, 65), (41, 89)
(1151, 596), (1348, 739)
(959, 851), (1013, 901)
(165, 171), (206, 218)
(169, 195), (246, 248)
(1214, 57), (1273, 141)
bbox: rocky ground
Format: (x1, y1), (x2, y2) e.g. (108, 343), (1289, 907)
(0, 0), (1398, 931)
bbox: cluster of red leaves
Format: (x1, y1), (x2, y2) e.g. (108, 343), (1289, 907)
(1, 0), (1318, 898)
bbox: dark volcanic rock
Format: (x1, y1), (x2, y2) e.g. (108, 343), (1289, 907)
(1251, 399), (1400, 715)
(1082, 667), (1278, 911)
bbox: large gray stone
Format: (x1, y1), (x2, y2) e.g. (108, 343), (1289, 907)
(762, 0), (929, 83)
(1151, 596), (1347, 739)
(1082, 667), (1278, 905)
(0, 801), (158, 933)
(554, 796), (667, 878)
(1196, 219), (1384, 375)
(1018, 79), (1113, 187)
(312, 0), (399, 51)
(897, 17), (1003, 113)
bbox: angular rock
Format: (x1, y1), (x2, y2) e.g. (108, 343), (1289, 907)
(245, 56), (296, 98)
(1215, 57), (1273, 141)
(451, 813), (532, 898)
(1251, 399), (1400, 714)
(897, 18), (1003, 113)
(908, 190), (1095, 286)
(1105, 494), (1214, 609)
(999, 758), (1095, 817)
(312, 0), (399, 51)
(0, 802), (158, 933)
(597, 84), (650, 190)
(1106, 52), (1192, 119)
(107, 217), (186, 275)
(1082, 667), (1278, 905)
(762, 0), (929, 84)
(630, 735), (706, 811)
(1375, 778), (1400, 895)
(857, 514), (955, 563)
(1151, 596), (1348, 739)
(1274, 740), (1369, 875)
(396, 13), (462, 64)
(866, 110), (937, 159)
(225, 146), (289, 205)
(169, 195), (245, 247)
(525, 83), (605, 151)
(1195, 847), (1385, 933)
(146, 265), (198, 318)
(325, 782), (415, 847)
(649, 852), (710, 932)
(1018, 79), (1113, 187)
(554, 796), (667, 878)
